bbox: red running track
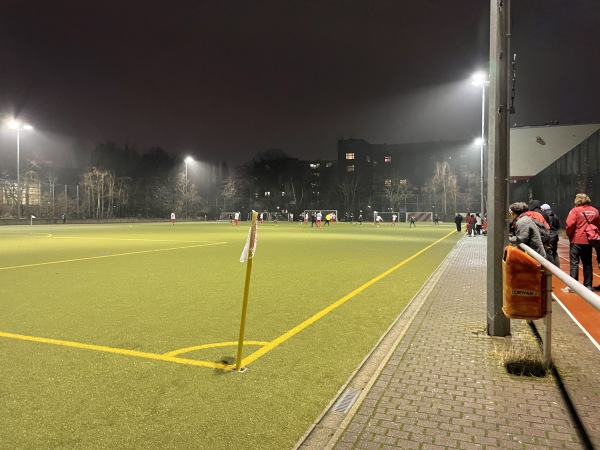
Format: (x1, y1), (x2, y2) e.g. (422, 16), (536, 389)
(553, 240), (600, 348)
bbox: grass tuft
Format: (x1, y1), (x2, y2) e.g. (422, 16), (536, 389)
(493, 343), (548, 377)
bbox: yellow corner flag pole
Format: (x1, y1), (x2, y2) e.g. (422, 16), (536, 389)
(235, 210), (259, 372)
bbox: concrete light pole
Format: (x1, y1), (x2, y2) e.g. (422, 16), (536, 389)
(8, 120), (33, 219)
(487, 0), (511, 337)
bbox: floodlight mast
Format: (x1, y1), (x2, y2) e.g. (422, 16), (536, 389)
(8, 120), (33, 219)
(185, 156), (193, 218)
(471, 72), (490, 218)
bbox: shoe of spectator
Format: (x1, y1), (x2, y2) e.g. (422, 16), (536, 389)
(561, 287), (574, 293)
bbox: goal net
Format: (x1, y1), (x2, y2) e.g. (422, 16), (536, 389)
(405, 212), (433, 223)
(218, 211), (240, 222)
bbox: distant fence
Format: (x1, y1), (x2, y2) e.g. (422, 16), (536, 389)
(0, 218), (211, 226)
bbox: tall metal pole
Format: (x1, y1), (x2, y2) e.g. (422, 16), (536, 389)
(16, 126), (21, 219)
(480, 84), (486, 216)
(486, 0), (511, 336)
(185, 160), (188, 219)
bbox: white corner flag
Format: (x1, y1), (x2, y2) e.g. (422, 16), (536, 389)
(240, 211), (258, 263)
(235, 210), (259, 372)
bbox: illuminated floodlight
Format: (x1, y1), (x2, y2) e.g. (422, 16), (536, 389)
(8, 119), (33, 131)
(471, 72), (489, 87)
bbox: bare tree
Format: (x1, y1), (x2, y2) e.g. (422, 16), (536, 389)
(220, 176), (237, 210)
(381, 177), (413, 212)
(335, 173), (361, 214)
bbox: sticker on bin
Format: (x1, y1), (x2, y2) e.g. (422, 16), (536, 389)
(510, 289), (539, 297)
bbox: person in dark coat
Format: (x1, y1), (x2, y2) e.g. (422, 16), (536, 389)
(541, 203), (561, 267)
(454, 213), (463, 232)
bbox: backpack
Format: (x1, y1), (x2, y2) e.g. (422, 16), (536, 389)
(531, 219), (551, 247)
(582, 212), (600, 248)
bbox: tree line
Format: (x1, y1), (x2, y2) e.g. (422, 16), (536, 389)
(1, 143), (482, 221)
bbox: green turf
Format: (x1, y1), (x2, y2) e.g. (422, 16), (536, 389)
(0, 221), (460, 449)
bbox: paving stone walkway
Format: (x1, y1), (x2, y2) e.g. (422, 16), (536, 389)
(299, 235), (600, 450)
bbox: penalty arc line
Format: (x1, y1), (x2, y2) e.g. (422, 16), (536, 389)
(0, 331), (270, 369)
(241, 231), (457, 367)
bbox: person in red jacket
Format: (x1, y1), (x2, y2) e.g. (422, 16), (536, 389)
(564, 193), (600, 292)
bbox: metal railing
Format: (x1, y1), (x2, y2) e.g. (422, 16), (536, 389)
(517, 243), (600, 366)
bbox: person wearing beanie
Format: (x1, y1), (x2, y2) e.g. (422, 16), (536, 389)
(508, 202), (547, 258)
(541, 203), (561, 267)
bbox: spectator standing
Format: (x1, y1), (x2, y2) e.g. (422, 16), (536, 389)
(564, 193), (600, 292)
(466, 213), (473, 236)
(508, 202), (547, 258)
(475, 214), (482, 235)
(541, 203), (561, 267)
(454, 213), (463, 232)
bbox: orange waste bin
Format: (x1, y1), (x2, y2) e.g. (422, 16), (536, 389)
(502, 245), (547, 319)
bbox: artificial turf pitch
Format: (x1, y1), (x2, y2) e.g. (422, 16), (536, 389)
(0, 220), (460, 449)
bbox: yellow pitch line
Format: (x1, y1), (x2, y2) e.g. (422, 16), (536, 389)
(0, 242), (227, 271)
(0, 331), (250, 369)
(164, 341), (270, 357)
(53, 236), (213, 243)
(241, 231), (456, 367)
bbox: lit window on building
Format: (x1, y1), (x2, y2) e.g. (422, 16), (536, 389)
(281, 191), (285, 197)
(347, 165), (355, 172)
(399, 179), (407, 185)
(310, 163), (320, 169)
(346, 152), (355, 160)
(385, 179), (392, 187)
(366, 156), (371, 163)
(325, 162), (333, 168)
(385, 156), (392, 163)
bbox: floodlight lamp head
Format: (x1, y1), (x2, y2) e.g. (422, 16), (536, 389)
(471, 72), (489, 87)
(8, 119), (33, 131)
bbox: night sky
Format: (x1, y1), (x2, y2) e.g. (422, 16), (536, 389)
(1, 0), (599, 170)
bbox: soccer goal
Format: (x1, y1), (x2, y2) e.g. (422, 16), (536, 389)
(372, 211), (400, 224)
(405, 212), (433, 223)
(218, 211), (240, 222)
